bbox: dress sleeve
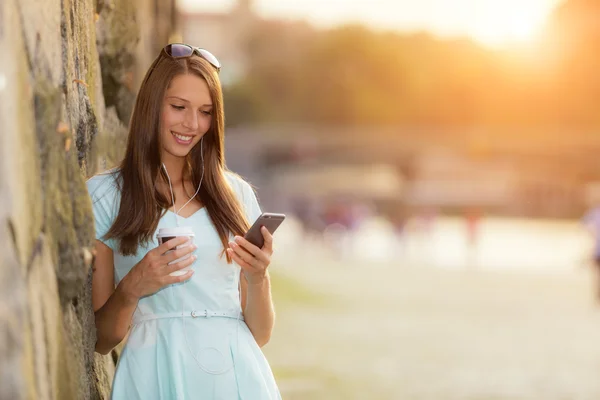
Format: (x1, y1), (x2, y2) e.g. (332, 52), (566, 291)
(86, 174), (118, 251)
(240, 179), (263, 224)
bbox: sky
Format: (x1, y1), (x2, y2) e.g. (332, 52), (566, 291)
(178, 0), (563, 48)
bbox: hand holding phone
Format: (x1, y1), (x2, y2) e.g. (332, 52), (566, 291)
(244, 213), (286, 248)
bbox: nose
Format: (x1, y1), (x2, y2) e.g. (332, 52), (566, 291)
(182, 109), (199, 131)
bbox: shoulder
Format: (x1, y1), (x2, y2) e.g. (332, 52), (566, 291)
(224, 170), (256, 198)
(224, 170), (262, 220)
(86, 168), (121, 202)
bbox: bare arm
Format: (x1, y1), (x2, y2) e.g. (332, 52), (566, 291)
(240, 271), (275, 347)
(92, 240), (138, 355)
(229, 227), (276, 347)
(92, 237), (198, 355)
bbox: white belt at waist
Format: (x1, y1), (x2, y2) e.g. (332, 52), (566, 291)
(132, 310), (243, 325)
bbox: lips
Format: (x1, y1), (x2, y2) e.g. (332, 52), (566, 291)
(171, 131), (194, 145)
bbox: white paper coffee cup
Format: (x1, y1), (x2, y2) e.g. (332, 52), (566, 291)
(156, 227), (195, 277)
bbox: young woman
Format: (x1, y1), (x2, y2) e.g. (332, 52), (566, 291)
(87, 44), (281, 399)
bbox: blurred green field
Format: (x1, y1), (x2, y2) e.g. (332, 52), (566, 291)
(264, 253), (600, 400)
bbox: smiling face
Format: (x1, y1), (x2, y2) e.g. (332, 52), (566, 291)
(160, 73), (213, 160)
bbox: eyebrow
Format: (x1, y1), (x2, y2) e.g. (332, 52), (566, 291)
(167, 96), (212, 107)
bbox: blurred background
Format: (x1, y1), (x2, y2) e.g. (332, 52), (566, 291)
(174, 0), (600, 399)
(3, 0), (600, 399)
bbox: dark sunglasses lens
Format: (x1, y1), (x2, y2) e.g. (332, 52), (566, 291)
(197, 49), (221, 70)
(166, 44), (193, 58)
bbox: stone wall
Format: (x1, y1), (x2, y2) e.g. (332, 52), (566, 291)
(0, 0), (177, 398)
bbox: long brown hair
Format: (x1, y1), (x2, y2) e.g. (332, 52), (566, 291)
(104, 50), (250, 257)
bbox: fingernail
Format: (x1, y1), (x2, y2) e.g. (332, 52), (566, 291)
(229, 242), (237, 248)
(234, 236), (242, 242)
(192, 255), (197, 261)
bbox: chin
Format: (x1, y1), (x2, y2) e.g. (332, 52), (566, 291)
(176, 149), (193, 158)
(165, 146), (192, 159)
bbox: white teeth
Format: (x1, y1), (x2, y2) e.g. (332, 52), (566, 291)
(172, 132), (192, 142)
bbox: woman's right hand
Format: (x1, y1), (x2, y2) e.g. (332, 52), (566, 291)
(121, 237), (197, 301)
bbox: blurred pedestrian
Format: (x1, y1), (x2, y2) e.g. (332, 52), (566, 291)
(582, 203), (600, 302)
(465, 207), (482, 267)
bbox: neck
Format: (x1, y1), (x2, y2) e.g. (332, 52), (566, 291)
(161, 153), (186, 184)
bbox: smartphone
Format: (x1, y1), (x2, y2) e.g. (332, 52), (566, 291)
(244, 213), (286, 248)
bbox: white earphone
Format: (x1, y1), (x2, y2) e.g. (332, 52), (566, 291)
(162, 137), (205, 227)
(162, 137), (235, 375)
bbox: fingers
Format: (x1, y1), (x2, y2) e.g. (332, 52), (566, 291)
(157, 236), (190, 255)
(260, 226), (274, 252)
(226, 247), (254, 270)
(164, 269), (195, 285)
(163, 243), (197, 264)
(231, 235), (271, 262)
(165, 254), (197, 275)
(229, 241), (258, 267)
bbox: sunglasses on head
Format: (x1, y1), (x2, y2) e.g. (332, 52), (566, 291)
(163, 43), (221, 73)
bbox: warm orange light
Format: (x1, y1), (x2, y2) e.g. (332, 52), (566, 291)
(468, 0), (552, 48)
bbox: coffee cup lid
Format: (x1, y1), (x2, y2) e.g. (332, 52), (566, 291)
(156, 226), (195, 237)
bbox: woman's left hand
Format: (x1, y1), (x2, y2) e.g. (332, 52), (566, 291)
(227, 226), (273, 284)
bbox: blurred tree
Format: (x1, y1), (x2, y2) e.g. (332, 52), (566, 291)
(224, 3), (600, 132)
(544, 0), (600, 127)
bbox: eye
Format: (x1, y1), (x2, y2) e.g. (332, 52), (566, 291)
(171, 105), (185, 111)
(201, 110), (213, 116)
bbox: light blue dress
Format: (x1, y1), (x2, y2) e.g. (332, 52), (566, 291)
(87, 170), (281, 400)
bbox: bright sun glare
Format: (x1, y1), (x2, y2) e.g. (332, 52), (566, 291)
(178, 0), (558, 49)
(468, 0), (551, 47)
